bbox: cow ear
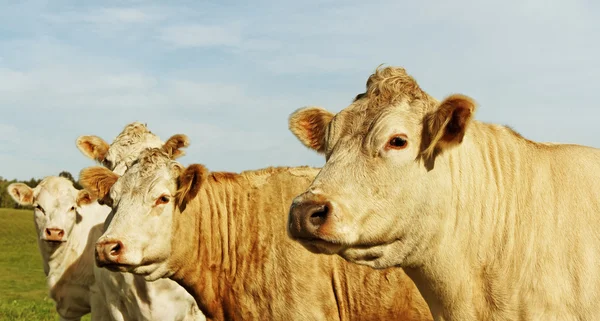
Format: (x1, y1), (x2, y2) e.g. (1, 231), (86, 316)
(76, 189), (96, 207)
(422, 94), (477, 158)
(7, 183), (34, 205)
(176, 164), (208, 210)
(289, 107), (334, 154)
(162, 134), (190, 160)
(76, 135), (110, 162)
(78, 166), (120, 206)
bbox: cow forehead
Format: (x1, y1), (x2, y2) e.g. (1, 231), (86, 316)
(326, 99), (422, 152)
(34, 177), (78, 206)
(328, 66), (436, 141)
(106, 135), (163, 161)
(114, 156), (179, 196)
(104, 122), (164, 165)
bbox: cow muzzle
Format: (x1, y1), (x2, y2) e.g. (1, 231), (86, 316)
(288, 193), (336, 240)
(44, 228), (65, 243)
(95, 239), (125, 269)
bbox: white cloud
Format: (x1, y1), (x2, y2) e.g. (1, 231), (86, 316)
(44, 7), (162, 25)
(263, 54), (359, 74)
(158, 24), (242, 48)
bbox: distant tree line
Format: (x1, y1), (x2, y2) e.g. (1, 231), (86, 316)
(0, 171), (82, 209)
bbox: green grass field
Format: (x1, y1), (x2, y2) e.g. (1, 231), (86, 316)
(0, 208), (91, 321)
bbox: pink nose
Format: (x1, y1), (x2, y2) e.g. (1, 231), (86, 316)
(95, 240), (124, 267)
(45, 228), (64, 241)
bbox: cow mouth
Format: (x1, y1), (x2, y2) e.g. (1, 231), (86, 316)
(97, 261), (136, 273)
(43, 239), (66, 245)
(297, 237), (346, 255)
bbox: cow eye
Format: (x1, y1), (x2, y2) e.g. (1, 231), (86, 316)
(70, 206), (76, 211)
(35, 204), (45, 214)
(386, 135), (408, 150)
(155, 195), (170, 206)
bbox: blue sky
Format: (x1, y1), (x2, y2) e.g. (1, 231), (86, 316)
(1, 0), (599, 180)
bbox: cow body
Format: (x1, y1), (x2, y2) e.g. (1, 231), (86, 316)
(81, 147), (432, 321)
(170, 167), (430, 321)
(287, 66), (600, 320)
(8, 177), (111, 321)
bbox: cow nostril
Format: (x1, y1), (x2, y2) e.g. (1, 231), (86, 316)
(58, 230), (64, 237)
(309, 204), (329, 226)
(109, 242), (122, 256)
(45, 229), (51, 236)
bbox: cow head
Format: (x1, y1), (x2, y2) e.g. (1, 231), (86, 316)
(79, 137), (205, 281)
(8, 177), (96, 244)
(287, 66), (477, 269)
(76, 122), (188, 175)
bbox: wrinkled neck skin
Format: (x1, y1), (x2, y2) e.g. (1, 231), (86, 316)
(169, 171), (344, 321)
(169, 181), (233, 320)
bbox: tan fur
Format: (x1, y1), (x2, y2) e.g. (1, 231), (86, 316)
(162, 134), (190, 160)
(176, 164), (208, 210)
(90, 149), (433, 321)
(289, 107), (334, 152)
(76, 135), (110, 162)
(288, 65), (600, 321)
(359, 65), (432, 109)
(76, 190), (95, 206)
(79, 167), (119, 206)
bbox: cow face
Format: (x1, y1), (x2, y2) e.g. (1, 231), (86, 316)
(81, 144), (202, 281)
(8, 177), (93, 244)
(287, 66), (476, 269)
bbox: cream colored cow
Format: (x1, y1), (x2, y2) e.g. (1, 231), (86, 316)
(8, 177), (111, 321)
(79, 146), (433, 321)
(287, 66), (600, 321)
(76, 122), (204, 321)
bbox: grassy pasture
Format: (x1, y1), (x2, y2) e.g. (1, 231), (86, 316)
(0, 208), (91, 321)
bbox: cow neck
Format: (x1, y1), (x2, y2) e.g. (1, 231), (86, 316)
(171, 174), (248, 319)
(407, 121), (537, 319)
(171, 169), (312, 320)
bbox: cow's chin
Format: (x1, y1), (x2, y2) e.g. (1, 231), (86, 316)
(133, 262), (171, 281)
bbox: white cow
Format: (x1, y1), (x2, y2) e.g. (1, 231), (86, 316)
(8, 177), (111, 321)
(76, 122), (204, 321)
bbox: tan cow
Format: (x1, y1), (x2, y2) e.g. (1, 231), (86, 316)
(76, 122), (204, 321)
(8, 177), (111, 321)
(79, 146), (433, 321)
(287, 66), (600, 321)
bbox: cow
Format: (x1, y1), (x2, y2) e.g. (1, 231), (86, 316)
(286, 66), (600, 320)
(76, 122), (204, 321)
(77, 144), (433, 321)
(7, 176), (112, 321)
